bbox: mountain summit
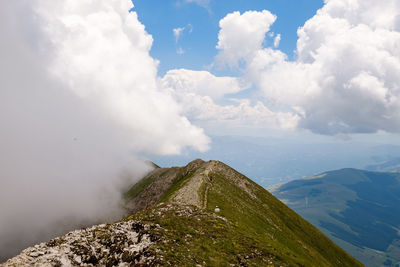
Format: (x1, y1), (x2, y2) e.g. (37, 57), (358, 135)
(2, 160), (361, 266)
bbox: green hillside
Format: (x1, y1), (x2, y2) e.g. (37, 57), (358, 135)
(123, 159), (361, 266)
(269, 168), (400, 267)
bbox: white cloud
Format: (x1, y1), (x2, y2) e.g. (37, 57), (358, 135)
(216, 10), (276, 67)
(162, 69), (299, 129)
(173, 25), (192, 54)
(274, 34), (281, 48)
(161, 11), (298, 131)
(169, 93), (300, 130)
(173, 27), (185, 42)
(163, 69), (246, 99)
(216, 2), (400, 135)
(37, 0), (210, 154)
(0, 0), (209, 259)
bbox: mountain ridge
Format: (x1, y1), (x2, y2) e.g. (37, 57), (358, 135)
(2, 159), (361, 266)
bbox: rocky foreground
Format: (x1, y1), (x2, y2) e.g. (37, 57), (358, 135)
(1, 203), (230, 267)
(1, 220), (158, 267)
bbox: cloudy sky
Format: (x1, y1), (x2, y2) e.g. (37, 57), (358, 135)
(133, 0), (400, 137)
(1, 0), (400, 259)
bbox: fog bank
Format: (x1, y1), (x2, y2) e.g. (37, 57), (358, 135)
(0, 0), (209, 261)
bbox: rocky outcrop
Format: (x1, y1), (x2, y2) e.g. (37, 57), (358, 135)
(1, 221), (158, 267)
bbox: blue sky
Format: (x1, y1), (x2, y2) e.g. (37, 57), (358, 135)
(133, 0), (324, 75)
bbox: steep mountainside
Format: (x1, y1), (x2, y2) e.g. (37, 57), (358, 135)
(3, 160), (361, 266)
(269, 168), (400, 267)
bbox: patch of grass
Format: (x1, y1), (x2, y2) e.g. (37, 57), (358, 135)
(124, 172), (158, 200)
(127, 204), (280, 266)
(202, 168), (362, 267)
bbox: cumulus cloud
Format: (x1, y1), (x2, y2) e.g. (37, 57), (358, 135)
(38, 0), (209, 154)
(216, 10), (276, 67)
(175, 95), (300, 130)
(0, 0), (209, 260)
(215, 1), (400, 135)
(163, 69), (245, 99)
(162, 69), (299, 129)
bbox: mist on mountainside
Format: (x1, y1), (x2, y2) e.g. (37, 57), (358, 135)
(0, 1), (209, 261)
(0, 10), (148, 262)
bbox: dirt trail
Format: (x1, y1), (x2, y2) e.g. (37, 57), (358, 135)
(170, 171), (204, 207)
(171, 161), (215, 208)
(202, 162), (215, 209)
(202, 184), (209, 209)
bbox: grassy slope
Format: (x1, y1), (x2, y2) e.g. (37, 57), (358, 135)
(124, 161), (361, 266)
(124, 162), (161, 200)
(124, 173), (158, 200)
(202, 164), (360, 266)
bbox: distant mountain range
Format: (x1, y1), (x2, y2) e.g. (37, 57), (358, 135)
(2, 160), (360, 266)
(148, 135), (400, 186)
(269, 168), (400, 267)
